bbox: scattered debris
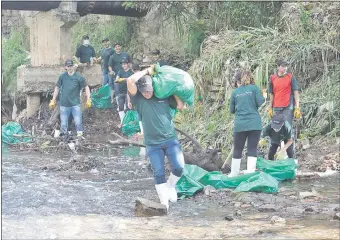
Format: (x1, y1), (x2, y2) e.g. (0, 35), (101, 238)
(270, 216), (286, 224)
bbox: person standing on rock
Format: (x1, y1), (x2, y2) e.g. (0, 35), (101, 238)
(259, 113), (294, 160)
(267, 59), (301, 125)
(228, 71), (265, 177)
(115, 59), (134, 127)
(97, 38), (115, 87)
(126, 65), (185, 211)
(49, 59), (91, 137)
(74, 35), (96, 66)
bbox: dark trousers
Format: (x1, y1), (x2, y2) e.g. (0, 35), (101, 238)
(268, 140), (294, 160)
(233, 130), (261, 159)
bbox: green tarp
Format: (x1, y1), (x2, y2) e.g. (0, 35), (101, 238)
(91, 85), (112, 109)
(176, 157), (298, 198)
(1, 122), (31, 144)
(152, 65), (195, 106)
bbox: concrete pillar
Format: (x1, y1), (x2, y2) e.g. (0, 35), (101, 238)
(24, 9), (79, 66)
(26, 93), (41, 118)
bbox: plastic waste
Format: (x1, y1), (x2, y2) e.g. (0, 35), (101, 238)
(91, 85), (112, 109)
(256, 157), (297, 181)
(1, 122), (31, 144)
(122, 110), (140, 137)
(152, 65), (195, 106)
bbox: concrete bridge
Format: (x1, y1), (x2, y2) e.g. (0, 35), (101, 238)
(2, 1), (148, 117)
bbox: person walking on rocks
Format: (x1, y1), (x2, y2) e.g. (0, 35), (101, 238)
(49, 59), (91, 137)
(126, 65), (184, 211)
(228, 71), (265, 177)
(259, 113), (294, 160)
(267, 59), (301, 125)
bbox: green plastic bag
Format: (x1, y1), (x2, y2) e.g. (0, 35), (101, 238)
(91, 85), (112, 109)
(152, 65), (195, 106)
(2, 122), (31, 144)
(176, 164), (207, 198)
(122, 110), (140, 137)
(234, 172), (279, 193)
(256, 157), (297, 181)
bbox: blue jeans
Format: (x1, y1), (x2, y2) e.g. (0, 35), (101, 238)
(60, 105), (83, 134)
(109, 74), (120, 96)
(146, 139), (184, 184)
(102, 70), (110, 86)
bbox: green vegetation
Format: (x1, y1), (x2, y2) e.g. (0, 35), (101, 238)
(1, 27), (29, 96)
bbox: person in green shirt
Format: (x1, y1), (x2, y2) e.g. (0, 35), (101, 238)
(150, 49), (168, 66)
(259, 113), (294, 160)
(49, 59), (91, 137)
(115, 59), (134, 126)
(228, 70), (265, 177)
(74, 35), (96, 66)
(97, 38), (115, 86)
(126, 65), (185, 211)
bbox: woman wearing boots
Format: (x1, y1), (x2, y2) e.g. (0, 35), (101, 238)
(229, 71), (265, 177)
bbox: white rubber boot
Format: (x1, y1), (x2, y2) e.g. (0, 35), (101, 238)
(155, 183), (169, 210)
(228, 158), (241, 177)
(118, 111), (125, 123)
(167, 173), (181, 203)
(244, 156), (257, 174)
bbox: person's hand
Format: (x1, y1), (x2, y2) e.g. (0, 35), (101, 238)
(49, 100), (56, 109)
(267, 107), (274, 119)
(294, 107), (301, 119)
(147, 64), (155, 75)
(115, 78), (123, 83)
(85, 99), (92, 109)
(128, 102), (132, 109)
(109, 71), (115, 76)
(275, 150), (286, 160)
(259, 138), (267, 148)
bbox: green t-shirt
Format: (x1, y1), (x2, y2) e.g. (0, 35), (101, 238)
(268, 73), (299, 111)
(56, 72), (87, 107)
(261, 121), (293, 144)
(100, 47), (115, 72)
(229, 84), (265, 132)
(108, 52), (132, 74)
(75, 45), (95, 64)
(130, 92), (177, 145)
(116, 69), (133, 94)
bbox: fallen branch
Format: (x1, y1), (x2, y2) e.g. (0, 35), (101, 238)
(108, 139), (145, 148)
(175, 127), (203, 152)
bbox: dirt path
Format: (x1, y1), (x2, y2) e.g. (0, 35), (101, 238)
(2, 151), (339, 239)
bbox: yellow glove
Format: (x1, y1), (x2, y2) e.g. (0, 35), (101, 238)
(85, 99), (92, 109)
(49, 100), (56, 109)
(294, 107), (301, 119)
(275, 150), (286, 160)
(259, 138), (267, 148)
(267, 107), (274, 119)
(115, 77), (123, 83)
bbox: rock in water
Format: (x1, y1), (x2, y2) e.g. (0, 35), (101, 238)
(135, 198), (167, 217)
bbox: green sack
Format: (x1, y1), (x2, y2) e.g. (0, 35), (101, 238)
(152, 65), (195, 106)
(91, 85), (112, 109)
(234, 172), (279, 193)
(2, 122), (31, 144)
(176, 164), (207, 198)
(256, 157), (297, 181)
(122, 110), (140, 137)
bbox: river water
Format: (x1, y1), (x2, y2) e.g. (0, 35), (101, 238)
(2, 148), (339, 239)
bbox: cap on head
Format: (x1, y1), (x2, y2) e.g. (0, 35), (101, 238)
(82, 35), (89, 40)
(132, 63), (140, 72)
(271, 114), (285, 131)
(277, 59), (289, 67)
(102, 37), (109, 43)
(121, 59), (129, 64)
(114, 43), (121, 47)
(138, 75), (153, 93)
(64, 59), (74, 67)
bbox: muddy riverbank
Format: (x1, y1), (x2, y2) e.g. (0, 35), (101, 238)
(2, 150), (339, 239)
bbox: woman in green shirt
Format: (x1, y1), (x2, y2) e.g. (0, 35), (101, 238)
(229, 71), (265, 177)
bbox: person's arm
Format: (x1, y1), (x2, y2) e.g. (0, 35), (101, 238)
(127, 66), (153, 96)
(261, 124), (270, 138)
(51, 86), (59, 102)
(173, 95), (185, 111)
(85, 85), (91, 101)
(291, 77), (299, 108)
(229, 92), (235, 113)
(127, 94), (132, 109)
(255, 86), (265, 107)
